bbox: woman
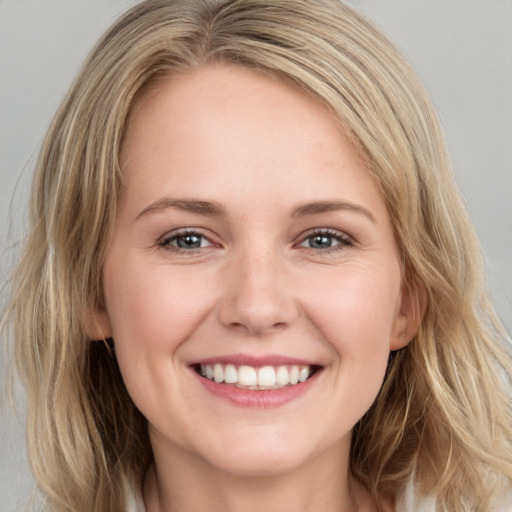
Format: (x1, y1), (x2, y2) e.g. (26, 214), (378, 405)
(5, 0), (512, 510)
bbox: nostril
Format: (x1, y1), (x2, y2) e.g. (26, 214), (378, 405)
(227, 320), (291, 337)
(217, 273), (299, 334)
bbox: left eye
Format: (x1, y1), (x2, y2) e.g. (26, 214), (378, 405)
(161, 231), (213, 250)
(299, 230), (351, 250)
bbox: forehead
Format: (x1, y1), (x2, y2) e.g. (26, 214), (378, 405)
(119, 64), (388, 222)
(122, 64), (354, 166)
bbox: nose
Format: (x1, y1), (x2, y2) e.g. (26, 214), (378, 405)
(218, 248), (299, 336)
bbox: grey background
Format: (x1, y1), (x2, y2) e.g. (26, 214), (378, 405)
(1, 0), (511, 510)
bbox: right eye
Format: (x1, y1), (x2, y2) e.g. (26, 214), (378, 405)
(159, 229), (214, 251)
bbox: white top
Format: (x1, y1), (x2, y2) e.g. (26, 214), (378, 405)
(395, 481), (436, 511)
(127, 490), (145, 512)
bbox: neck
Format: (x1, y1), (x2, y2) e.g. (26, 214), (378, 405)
(143, 431), (380, 512)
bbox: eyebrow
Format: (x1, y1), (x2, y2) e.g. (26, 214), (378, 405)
(136, 198), (225, 219)
(136, 197), (376, 223)
(291, 200), (377, 223)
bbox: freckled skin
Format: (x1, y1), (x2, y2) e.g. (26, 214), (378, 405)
(94, 64), (413, 512)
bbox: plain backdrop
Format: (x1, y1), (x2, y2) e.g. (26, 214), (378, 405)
(1, 1), (511, 510)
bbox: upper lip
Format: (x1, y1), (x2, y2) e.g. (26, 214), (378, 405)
(189, 353), (320, 367)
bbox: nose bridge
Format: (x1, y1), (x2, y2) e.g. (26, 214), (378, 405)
(219, 243), (297, 335)
(243, 249), (281, 303)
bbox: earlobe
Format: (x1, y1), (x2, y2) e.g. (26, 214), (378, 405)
(82, 308), (113, 341)
(390, 282), (424, 351)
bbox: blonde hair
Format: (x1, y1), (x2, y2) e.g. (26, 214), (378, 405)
(5, 0), (512, 510)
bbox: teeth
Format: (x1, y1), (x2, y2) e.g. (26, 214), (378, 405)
(224, 364), (238, 384)
(299, 366), (311, 382)
(289, 366), (299, 385)
(213, 364), (224, 383)
(276, 366), (289, 386)
(198, 363), (315, 388)
(238, 365), (257, 386)
(258, 366), (277, 386)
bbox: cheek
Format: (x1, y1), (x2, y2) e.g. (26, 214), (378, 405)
(307, 265), (400, 375)
(103, 259), (211, 352)
(101, 260), (209, 416)
(319, 273), (398, 425)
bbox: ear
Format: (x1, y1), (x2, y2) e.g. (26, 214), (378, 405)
(390, 281), (424, 351)
(82, 307), (113, 341)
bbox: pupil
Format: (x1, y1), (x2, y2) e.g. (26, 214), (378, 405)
(311, 235), (332, 248)
(177, 234), (201, 248)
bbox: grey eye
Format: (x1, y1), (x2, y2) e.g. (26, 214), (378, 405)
(301, 234), (340, 249)
(175, 234), (204, 249)
(161, 231), (213, 250)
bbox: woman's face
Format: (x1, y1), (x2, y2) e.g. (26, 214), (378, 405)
(94, 64), (415, 477)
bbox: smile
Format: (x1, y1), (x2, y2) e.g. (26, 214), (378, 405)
(190, 357), (323, 407)
(197, 363), (318, 389)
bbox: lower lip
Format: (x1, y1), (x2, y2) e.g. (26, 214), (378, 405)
(193, 369), (321, 408)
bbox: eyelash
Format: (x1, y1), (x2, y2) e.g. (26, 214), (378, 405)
(158, 229), (215, 252)
(158, 228), (353, 253)
(297, 228), (353, 252)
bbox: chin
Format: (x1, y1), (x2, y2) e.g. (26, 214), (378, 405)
(209, 452), (308, 478)
(196, 433), (325, 479)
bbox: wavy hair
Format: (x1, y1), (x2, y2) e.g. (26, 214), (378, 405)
(5, 0), (512, 510)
